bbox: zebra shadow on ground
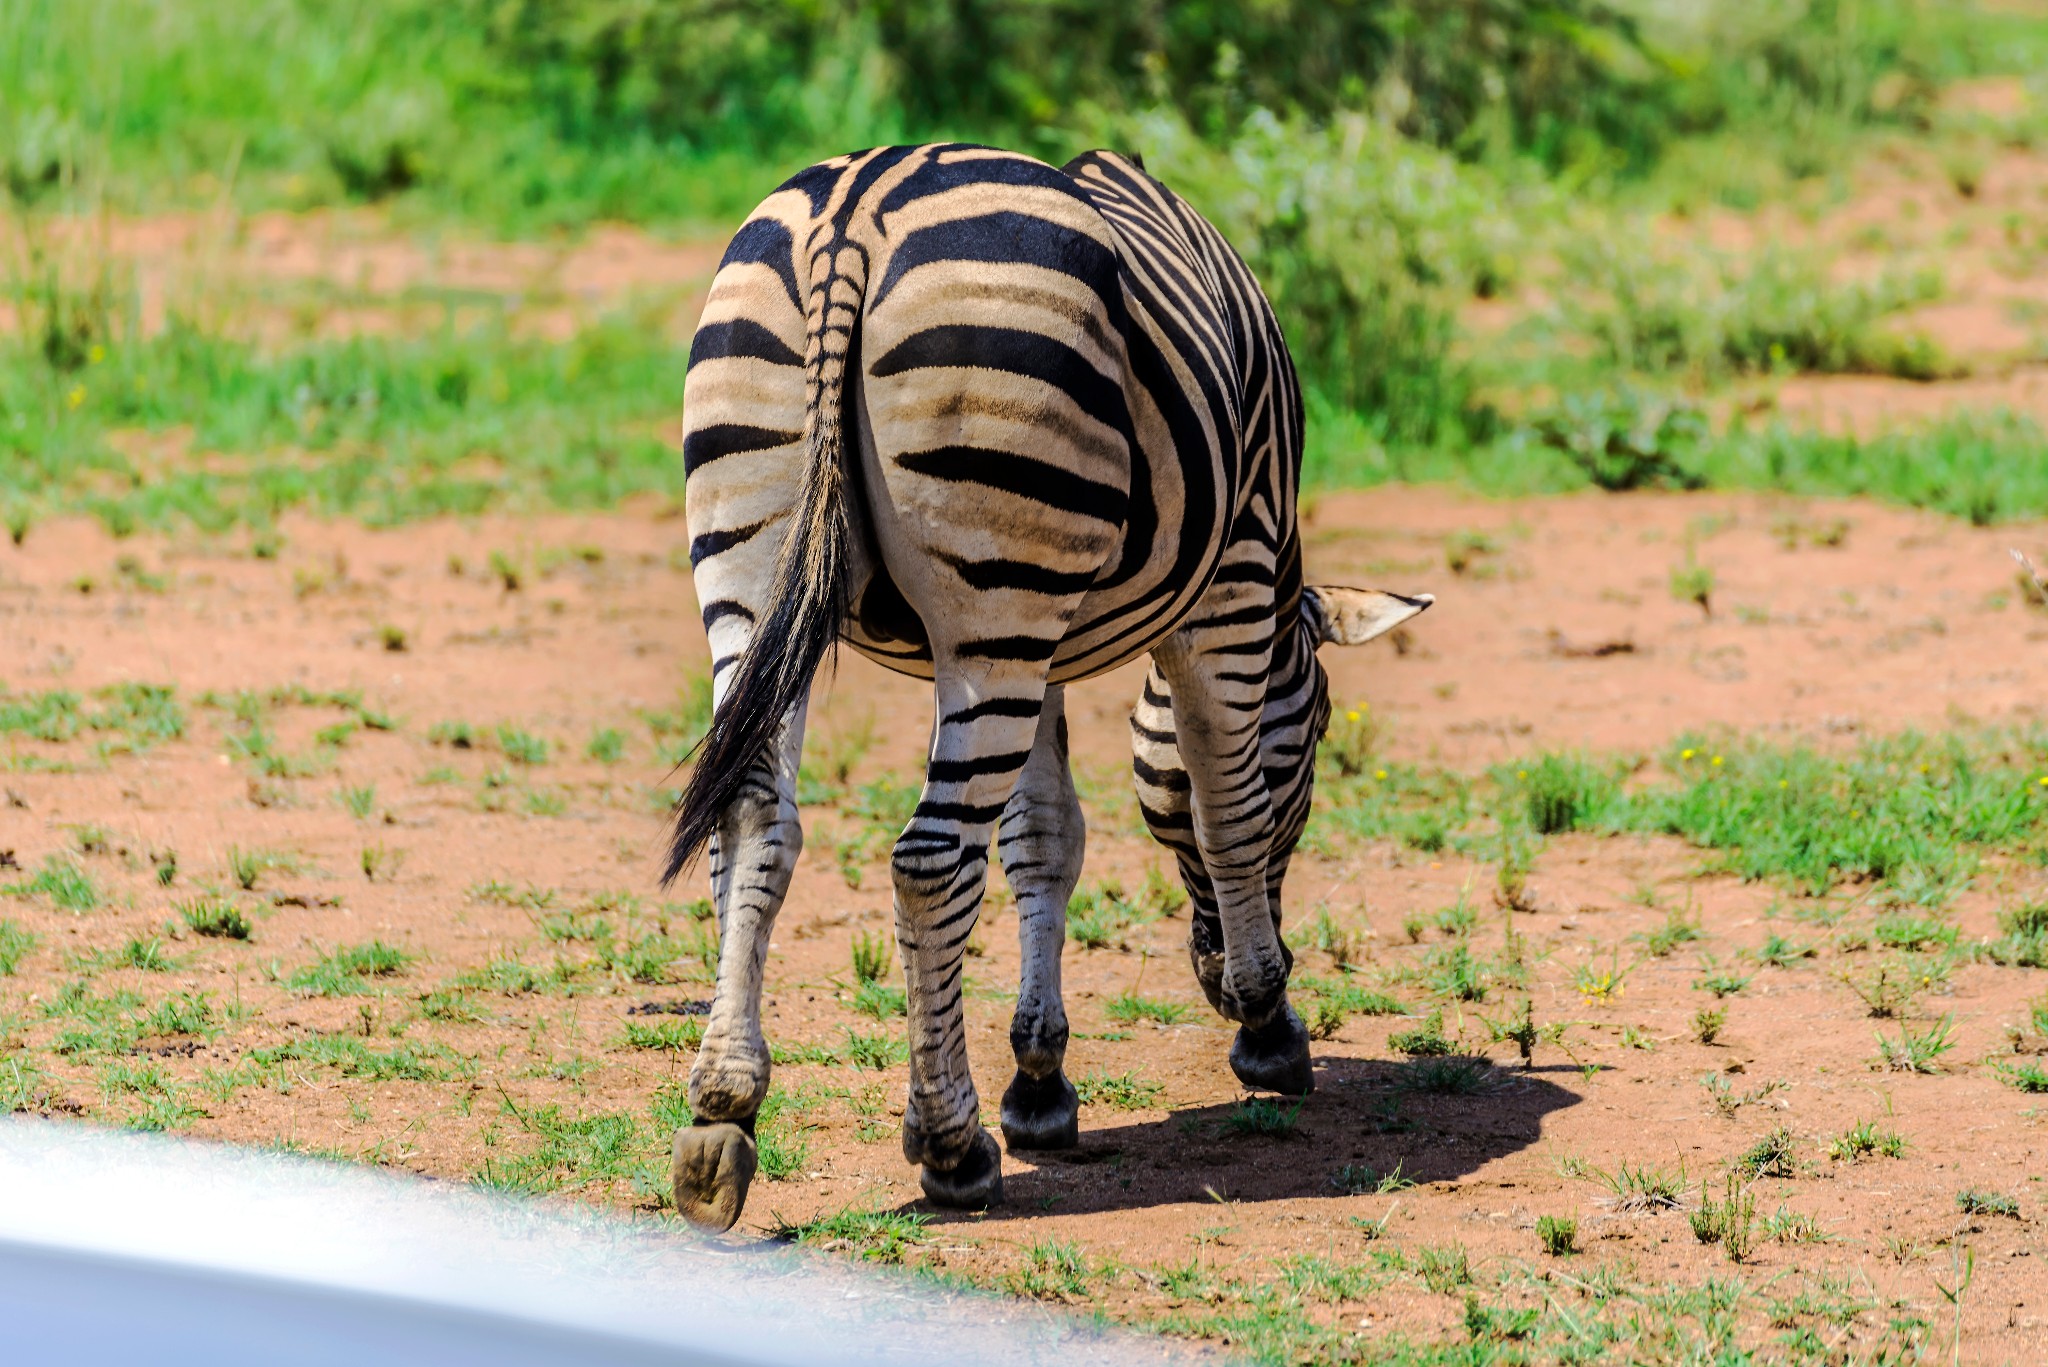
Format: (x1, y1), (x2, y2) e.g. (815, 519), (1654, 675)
(928, 1055), (1585, 1222)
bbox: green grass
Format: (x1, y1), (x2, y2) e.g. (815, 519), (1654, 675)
(771, 1206), (931, 1265)
(1993, 1059), (2048, 1094)
(1222, 1097), (1302, 1138)
(1956, 1188), (2021, 1219)
(0, 920), (37, 974)
(1065, 879), (1159, 951)
(1876, 1015), (1957, 1074)
(1074, 1070), (1165, 1111)
(842, 1028), (908, 1071)
(620, 1017), (703, 1051)
(3, 856), (100, 911)
(177, 895), (252, 940)
(1104, 992), (1191, 1026)
(0, 682), (186, 753)
(753, 1086), (815, 1181)
(1827, 1120), (1906, 1163)
(1308, 726), (2048, 909)
(136, 990), (220, 1039)
(1537, 1214), (1578, 1256)
(848, 978), (906, 1020)
(1388, 1010), (1455, 1057)
(475, 1100), (646, 1196)
(1590, 1159), (1689, 1213)
(1, 311), (691, 535)
(250, 1034), (462, 1082)
(286, 940), (412, 996)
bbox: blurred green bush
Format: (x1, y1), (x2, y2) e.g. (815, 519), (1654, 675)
(2, 0), (2040, 503)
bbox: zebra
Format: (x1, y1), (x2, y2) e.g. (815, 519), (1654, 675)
(666, 143), (1432, 1233)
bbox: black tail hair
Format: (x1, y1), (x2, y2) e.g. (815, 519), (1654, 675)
(662, 293), (857, 886)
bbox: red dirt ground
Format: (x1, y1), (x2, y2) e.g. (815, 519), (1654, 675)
(4, 486), (2046, 1358)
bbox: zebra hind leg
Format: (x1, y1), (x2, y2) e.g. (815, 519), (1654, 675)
(671, 704), (807, 1232)
(894, 666), (1056, 1209)
(996, 686), (1083, 1151)
(1136, 653), (1313, 1097)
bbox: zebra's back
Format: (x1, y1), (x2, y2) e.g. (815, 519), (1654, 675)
(682, 143), (1298, 689)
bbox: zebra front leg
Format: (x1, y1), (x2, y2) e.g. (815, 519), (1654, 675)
(672, 703), (807, 1232)
(1149, 634), (1313, 1097)
(894, 667), (1052, 1208)
(996, 686), (1083, 1151)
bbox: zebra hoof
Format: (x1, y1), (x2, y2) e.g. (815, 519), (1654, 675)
(1230, 1003), (1314, 1096)
(1000, 1069), (1079, 1150)
(919, 1127), (1005, 1209)
(672, 1120), (758, 1233)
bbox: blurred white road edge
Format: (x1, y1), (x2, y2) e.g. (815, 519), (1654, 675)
(0, 1119), (1209, 1366)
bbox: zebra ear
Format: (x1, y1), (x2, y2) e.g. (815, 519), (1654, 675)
(1303, 586), (1434, 646)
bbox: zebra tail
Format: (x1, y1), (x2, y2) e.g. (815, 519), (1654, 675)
(662, 265), (860, 885)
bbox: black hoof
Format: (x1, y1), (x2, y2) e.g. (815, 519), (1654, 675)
(919, 1127), (1004, 1209)
(672, 1120), (758, 1233)
(1230, 1003), (1314, 1096)
(1000, 1069), (1079, 1150)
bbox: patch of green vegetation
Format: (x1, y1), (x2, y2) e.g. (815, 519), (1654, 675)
(1074, 1070), (1164, 1111)
(1222, 1097), (1302, 1138)
(0, 683), (186, 755)
(842, 1028), (908, 1071)
(1736, 1127), (1801, 1180)
(1501, 752), (1620, 835)
(287, 940), (413, 996)
(1003, 1239), (1094, 1301)
(96, 1058), (205, 1132)
(0, 920), (38, 975)
(1537, 1214), (1578, 1256)
(1875, 1015), (1956, 1074)
(250, 1034), (465, 1083)
(494, 724), (549, 766)
(454, 954), (587, 996)
(2, 302), (692, 535)
(43, 980), (146, 1057)
(1827, 1119), (1906, 1163)
(1987, 900), (2048, 968)
(475, 1098), (646, 1196)
(178, 895), (253, 940)
(1955, 1188), (2020, 1219)
(1586, 1158), (1689, 1213)
(1066, 879), (1162, 951)
(1388, 1010), (1454, 1057)
(771, 1206), (930, 1265)
(1329, 1162), (1412, 1197)
(1104, 992), (1191, 1026)
(1993, 1059), (2048, 1094)
(753, 1085), (817, 1181)
(1400, 1056), (1497, 1096)
(620, 1017), (703, 1051)
(849, 978), (906, 1020)
(3, 856), (100, 911)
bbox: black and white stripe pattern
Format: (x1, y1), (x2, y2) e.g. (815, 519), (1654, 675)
(665, 144), (1430, 1231)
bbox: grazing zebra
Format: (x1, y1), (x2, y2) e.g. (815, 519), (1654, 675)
(667, 143), (1431, 1232)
